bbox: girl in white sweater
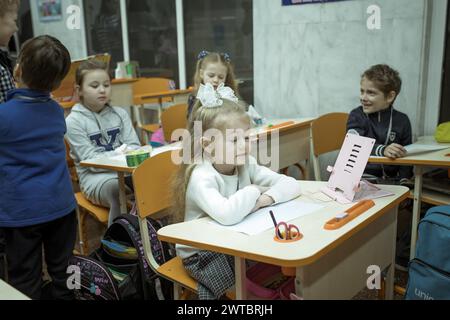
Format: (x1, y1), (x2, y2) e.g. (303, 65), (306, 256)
(172, 83), (301, 299)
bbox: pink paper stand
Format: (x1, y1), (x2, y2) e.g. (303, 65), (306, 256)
(321, 134), (376, 204)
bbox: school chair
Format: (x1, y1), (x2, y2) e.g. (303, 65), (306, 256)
(310, 112), (349, 181)
(132, 77), (175, 143)
(160, 103), (188, 143)
(64, 140), (108, 255)
(132, 151), (198, 299)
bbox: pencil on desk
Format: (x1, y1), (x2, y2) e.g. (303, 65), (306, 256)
(269, 210), (278, 227)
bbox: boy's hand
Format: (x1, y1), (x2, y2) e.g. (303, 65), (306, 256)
(384, 143), (407, 159)
(251, 194), (275, 213)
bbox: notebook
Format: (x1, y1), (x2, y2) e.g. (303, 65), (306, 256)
(404, 144), (449, 156)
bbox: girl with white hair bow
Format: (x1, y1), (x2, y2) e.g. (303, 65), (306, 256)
(171, 83), (302, 300)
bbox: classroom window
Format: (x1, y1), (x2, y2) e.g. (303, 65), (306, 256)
(83, 0), (124, 73)
(184, 0), (253, 104)
(126, 0), (179, 86)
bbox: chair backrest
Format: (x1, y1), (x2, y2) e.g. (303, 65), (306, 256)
(310, 112), (349, 181)
(132, 77), (174, 105)
(132, 151), (179, 272)
(161, 104), (188, 142)
(132, 151), (179, 219)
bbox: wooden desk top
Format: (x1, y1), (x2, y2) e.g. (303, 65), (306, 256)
(137, 88), (193, 100)
(158, 181), (409, 267)
(111, 78), (138, 85)
(251, 118), (315, 137)
(80, 143), (182, 173)
(368, 136), (450, 167)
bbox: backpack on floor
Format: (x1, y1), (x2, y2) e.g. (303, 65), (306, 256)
(69, 214), (174, 300)
(405, 205), (450, 300)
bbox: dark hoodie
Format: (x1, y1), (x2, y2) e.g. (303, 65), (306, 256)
(347, 105), (413, 180)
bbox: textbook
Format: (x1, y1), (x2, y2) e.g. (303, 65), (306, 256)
(51, 53), (111, 102)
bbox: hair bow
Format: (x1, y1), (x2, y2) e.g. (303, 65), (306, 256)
(197, 50), (209, 60)
(197, 50), (231, 63)
(196, 83), (238, 109)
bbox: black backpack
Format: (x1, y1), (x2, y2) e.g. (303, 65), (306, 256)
(69, 214), (174, 300)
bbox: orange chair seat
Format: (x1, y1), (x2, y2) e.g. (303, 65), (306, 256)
(75, 192), (109, 225)
(156, 256), (198, 292)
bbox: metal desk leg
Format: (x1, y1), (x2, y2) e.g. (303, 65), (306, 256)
(235, 257), (247, 300)
(410, 165), (423, 260)
(385, 206), (398, 300)
(118, 172), (128, 215)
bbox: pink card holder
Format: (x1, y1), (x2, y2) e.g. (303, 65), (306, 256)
(321, 134), (376, 204)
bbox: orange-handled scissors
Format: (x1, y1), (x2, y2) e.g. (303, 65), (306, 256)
(275, 222), (301, 241)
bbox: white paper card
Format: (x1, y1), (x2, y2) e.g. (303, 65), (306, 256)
(404, 144), (448, 156)
(210, 200), (324, 236)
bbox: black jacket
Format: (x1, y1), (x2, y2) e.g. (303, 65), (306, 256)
(347, 105), (413, 180)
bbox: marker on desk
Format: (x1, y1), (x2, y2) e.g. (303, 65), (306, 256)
(269, 210), (283, 239)
(269, 210), (278, 227)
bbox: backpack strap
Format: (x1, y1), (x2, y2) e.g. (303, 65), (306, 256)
(112, 215), (169, 300)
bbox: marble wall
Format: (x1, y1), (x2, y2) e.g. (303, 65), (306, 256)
(30, 0), (87, 60)
(254, 0), (432, 139)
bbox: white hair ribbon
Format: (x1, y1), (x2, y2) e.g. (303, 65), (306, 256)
(196, 83), (238, 108)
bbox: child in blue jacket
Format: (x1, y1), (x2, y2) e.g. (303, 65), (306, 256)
(0, 35), (76, 299)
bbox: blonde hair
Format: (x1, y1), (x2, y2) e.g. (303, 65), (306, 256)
(170, 99), (249, 222)
(193, 52), (238, 95)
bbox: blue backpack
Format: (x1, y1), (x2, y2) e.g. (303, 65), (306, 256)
(405, 205), (450, 300)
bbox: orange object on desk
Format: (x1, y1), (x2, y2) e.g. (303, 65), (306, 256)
(324, 200), (375, 230)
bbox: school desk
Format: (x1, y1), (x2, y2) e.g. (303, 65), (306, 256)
(0, 280), (30, 300)
(251, 118), (315, 176)
(158, 181), (409, 300)
(133, 88), (193, 142)
(368, 136), (450, 260)
(80, 143), (182, 215)
(134, 88), (193, 106)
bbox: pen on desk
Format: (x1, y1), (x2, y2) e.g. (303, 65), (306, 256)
(269, 210), (278, 227)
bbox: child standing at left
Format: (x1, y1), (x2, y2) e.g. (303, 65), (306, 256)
(0, 35), (76, 299)
(0, 0), (19, 282)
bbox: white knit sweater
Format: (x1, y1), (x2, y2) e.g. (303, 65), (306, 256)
(176, 156), (302, 259)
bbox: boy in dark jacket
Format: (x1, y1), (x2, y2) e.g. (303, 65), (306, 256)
(0, 35), (76, 299)
(347, 64), (413, 184)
